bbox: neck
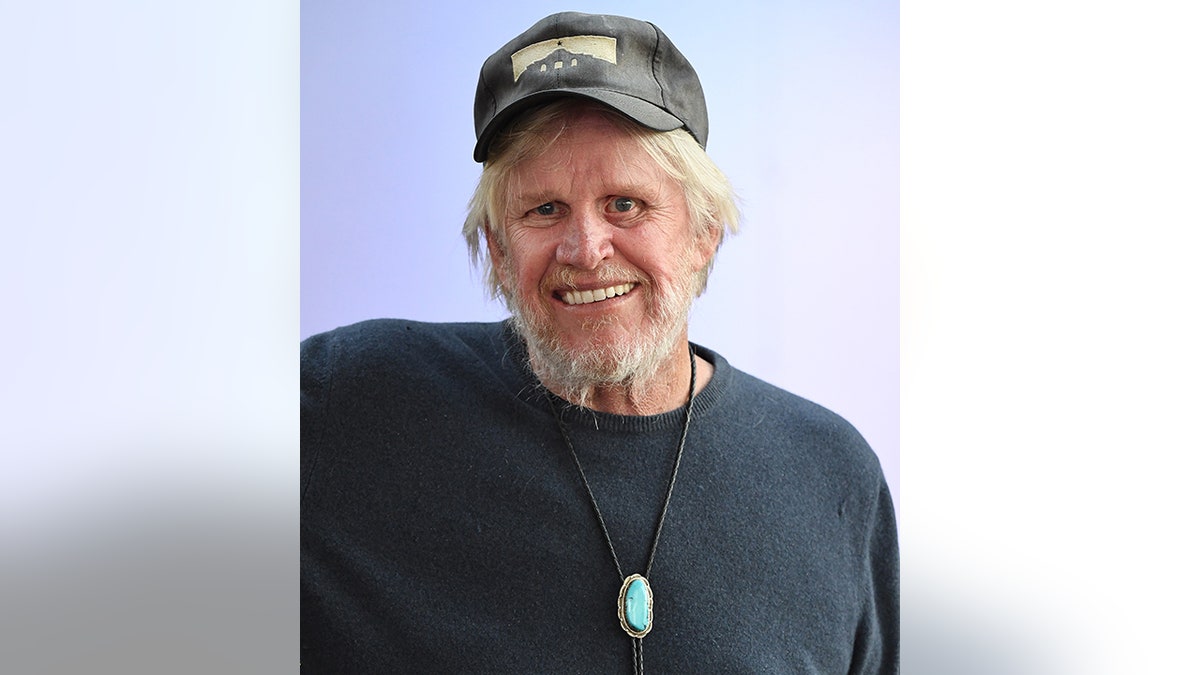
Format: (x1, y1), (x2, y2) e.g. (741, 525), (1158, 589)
(533, 336), (713, 416)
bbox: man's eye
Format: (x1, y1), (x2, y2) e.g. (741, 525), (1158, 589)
(533, 203), (556, 216)
(610, 197), (635, 213)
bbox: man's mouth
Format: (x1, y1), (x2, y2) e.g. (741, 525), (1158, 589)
(560, 282), (636, 306)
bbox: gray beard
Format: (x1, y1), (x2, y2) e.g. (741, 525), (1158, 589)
(507, 276), (696, 410)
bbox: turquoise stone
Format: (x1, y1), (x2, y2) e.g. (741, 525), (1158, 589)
(623, 576), (651, 633)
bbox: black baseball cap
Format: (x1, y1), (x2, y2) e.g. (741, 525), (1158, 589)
(472, 12), (708, 163)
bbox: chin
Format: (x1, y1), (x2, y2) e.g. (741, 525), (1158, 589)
(518, 308), (685, 389)
(505, 271), (697, 394)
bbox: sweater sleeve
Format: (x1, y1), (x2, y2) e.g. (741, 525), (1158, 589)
(850, 476), (900, 674)
(300, 331), (336, 501)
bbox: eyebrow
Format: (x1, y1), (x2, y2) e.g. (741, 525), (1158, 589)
(512, 181), (658, 205)
(511, 191), (555, 205)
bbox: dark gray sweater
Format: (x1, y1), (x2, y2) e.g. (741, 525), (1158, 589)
(301, 320), (898, 673)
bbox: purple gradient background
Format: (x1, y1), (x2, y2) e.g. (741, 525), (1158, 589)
(301, 2), (898, 492)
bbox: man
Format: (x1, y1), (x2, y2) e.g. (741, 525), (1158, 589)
(302, 11), (898, 673)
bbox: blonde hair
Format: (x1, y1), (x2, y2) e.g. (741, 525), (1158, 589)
(462, 99), (740, 298)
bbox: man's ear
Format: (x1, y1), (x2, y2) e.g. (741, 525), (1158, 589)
(691, 224), (722, 272)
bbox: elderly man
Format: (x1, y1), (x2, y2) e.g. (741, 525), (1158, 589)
(301, 11), (898, 673)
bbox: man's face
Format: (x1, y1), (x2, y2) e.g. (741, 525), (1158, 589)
(488, 111), (717, 387)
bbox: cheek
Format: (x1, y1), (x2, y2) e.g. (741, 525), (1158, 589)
(515, 265), (543, 297)
(503, 245), (554, 298)
(509, 230), (558, 266)
(618, 232), (688, 280)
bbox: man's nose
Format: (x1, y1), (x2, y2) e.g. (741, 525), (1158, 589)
(556, 209), (613, 269)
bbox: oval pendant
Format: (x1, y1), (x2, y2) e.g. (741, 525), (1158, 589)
(618, 574), (653, 638)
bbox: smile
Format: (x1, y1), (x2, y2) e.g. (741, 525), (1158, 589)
(560, 282), (636, 306)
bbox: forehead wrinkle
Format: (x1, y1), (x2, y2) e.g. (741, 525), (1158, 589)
(510, 115), (672, 205)
(516, 132), (580, 192)
(605, 134), (676, 201)
(512, 167), (579, 205)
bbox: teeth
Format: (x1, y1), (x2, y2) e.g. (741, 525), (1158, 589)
(562, 283), (635, 306)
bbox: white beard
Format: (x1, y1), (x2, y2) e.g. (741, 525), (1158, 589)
(505, 261), (699, 408)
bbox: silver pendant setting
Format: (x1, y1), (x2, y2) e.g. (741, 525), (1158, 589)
(618, 574), (653, 638)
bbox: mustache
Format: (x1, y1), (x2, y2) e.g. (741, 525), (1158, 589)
(539, 264), (651, 293)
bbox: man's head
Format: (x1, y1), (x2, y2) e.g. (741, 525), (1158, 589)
(462, 13), (738, 401)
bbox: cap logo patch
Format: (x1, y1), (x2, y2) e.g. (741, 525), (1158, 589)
(510, 35), (617, 82)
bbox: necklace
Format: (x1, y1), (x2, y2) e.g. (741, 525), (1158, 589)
(550, 347), (698, 675)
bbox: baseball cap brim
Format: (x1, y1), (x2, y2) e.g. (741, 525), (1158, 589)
(472, 88), (685, 163)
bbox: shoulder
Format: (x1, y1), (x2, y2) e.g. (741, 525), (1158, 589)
(301, 319), (514, 401)
(302, 318), (504, 360)
(700, 345), (884, 485)
(302, 319), (505, 373)
(300, 320), (514, 488)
